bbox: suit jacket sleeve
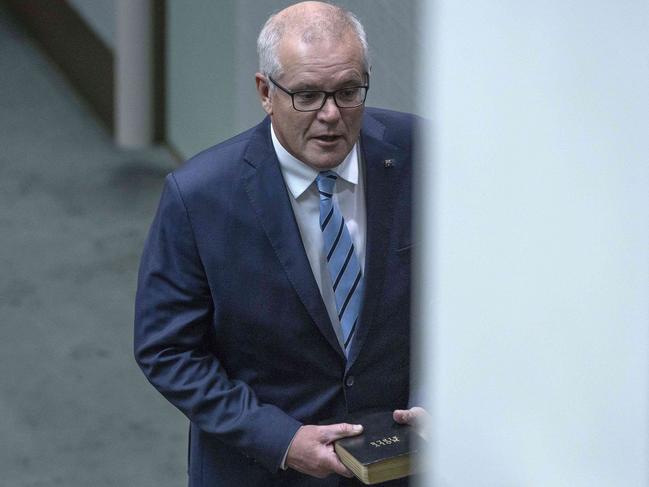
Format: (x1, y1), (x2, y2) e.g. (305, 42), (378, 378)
(134, 173), (302, 472)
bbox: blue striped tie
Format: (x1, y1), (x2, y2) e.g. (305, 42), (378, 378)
(316, 171), (364, 356)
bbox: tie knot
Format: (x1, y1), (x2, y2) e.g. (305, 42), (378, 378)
(316, 171), (338, 199)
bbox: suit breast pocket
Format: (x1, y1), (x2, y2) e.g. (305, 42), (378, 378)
(395, 242), (416, 254)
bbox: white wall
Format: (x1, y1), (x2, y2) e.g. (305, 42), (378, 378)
(66, 0), (115, 48)
(419, 1), (649, 485)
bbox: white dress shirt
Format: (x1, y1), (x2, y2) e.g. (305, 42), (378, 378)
(271, 123), (367, 349)
(271, 124), (368, 469)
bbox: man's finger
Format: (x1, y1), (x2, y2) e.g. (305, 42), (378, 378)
(393, 409), (411, 424)
(322, 422), (363, 443)
(393, 407), (430, 441)
(329, 453), (355, 478)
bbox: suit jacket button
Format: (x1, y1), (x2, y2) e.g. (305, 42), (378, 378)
(345, 375), (355, 387)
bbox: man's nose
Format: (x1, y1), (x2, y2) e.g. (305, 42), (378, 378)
(316, 94), (341, 122)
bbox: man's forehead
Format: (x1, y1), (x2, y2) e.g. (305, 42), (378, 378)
(278, 31), (362, 64)
(279, 52), (365, 88)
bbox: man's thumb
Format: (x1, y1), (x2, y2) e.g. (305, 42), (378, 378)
(328, 422), (363, 441)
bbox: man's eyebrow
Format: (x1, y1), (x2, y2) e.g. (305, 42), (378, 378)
(338, 78), (364, 87)
(292, 82), (321, 91)
(294, 78), (365, 91)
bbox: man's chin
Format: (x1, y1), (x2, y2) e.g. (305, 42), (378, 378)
(303, 156), (345, 171)
(303, 145), (350, 170)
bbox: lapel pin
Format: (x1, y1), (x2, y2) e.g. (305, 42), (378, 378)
(383, 158), (395, 168)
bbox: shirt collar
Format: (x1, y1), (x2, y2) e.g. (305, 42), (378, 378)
(271, 122), (359, 200)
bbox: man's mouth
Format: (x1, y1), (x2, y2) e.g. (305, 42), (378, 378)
(314, 135), (341, 142)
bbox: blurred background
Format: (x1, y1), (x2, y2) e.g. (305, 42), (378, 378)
(1, 1), (648, 486)
(0, 1), (421, 486)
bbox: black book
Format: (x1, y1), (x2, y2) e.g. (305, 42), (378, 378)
(330, 410), (424, 485)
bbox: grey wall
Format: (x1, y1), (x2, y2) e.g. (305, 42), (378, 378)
(167, 0), (423, 159)
(66, 0), (116, 48)
(420, 0), (649, 485)
(166, 0), (239, 159)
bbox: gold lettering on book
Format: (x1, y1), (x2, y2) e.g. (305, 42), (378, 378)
(369, 435), (400, 448)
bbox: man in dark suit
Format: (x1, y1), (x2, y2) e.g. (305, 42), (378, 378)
(134, 2), (424, 485)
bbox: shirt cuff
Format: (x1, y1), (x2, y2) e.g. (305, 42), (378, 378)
(280, 426), (302, 470)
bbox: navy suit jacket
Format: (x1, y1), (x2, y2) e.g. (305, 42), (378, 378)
(134, 107), (416, 486)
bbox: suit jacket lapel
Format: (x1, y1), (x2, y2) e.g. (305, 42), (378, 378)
(347, 118), (408, 368)
(241, 119), (345, 358)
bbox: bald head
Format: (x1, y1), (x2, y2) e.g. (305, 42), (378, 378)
(257, 1), (369, 79)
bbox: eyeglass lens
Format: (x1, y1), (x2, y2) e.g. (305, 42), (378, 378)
(293, 87), (367, 111)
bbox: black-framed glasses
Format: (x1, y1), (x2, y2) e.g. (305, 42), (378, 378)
(267, 74), (369, 112)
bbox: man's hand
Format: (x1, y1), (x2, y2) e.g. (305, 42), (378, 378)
(393, 407), (430, 441)
(286, 423), (363, 478)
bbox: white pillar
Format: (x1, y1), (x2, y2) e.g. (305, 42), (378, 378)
(115, 0), (153, 147)
(419, 0), (649, 485)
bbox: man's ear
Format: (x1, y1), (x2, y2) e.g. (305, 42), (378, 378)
(255, 73), (273, 115)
